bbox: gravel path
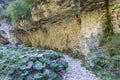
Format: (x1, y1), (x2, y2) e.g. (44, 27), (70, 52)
(62, 55), (100, 80)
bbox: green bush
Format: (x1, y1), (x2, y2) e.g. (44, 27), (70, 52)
(82, 47), (120, 80)
(1, 0), (35, 21)
(105, 33), (120, 56)
(0, 45), (68, 80)
(18, 0), (35, 8)
(5, 0), (31, 21)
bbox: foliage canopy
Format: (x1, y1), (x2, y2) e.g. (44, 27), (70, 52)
(0, 0), (35, 21)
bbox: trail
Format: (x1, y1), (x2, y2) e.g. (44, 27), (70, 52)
(62, 55), (100, 80)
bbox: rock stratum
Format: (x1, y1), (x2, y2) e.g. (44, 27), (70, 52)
(12, 0), (120, 56)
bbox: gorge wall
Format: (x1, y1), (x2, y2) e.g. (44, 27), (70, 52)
(13, 0), (120, 56)
(0, 19), (19, 45)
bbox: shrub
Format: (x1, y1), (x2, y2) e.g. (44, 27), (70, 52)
(18, 0), (35, 8)
(4, 0), (35, 21)
(0, 45), (68, 80)
(1, 0), (35, 21)
(5, 0), (31, 21)
(105, 33), (120, 56)
(82, 47), (120, 80)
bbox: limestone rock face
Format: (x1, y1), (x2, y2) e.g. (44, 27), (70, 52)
(0, 20), (19, 45)
(110, 0), (120, 33)
(13, 0), (120, 56)
(31, 0), (75, 22)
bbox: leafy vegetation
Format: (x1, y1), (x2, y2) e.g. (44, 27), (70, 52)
(82, 33), (120, 80)
(5, 1), (30, 21)
(81, 8), (120, 79)
(0, 45), (68, 80)
(105, 33), (120, 56)
(0, 0), (34, 21)
(18, 0), (35, 8)
(82, 46), (120, 80)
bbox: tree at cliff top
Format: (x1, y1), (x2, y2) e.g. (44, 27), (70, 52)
(1, 0), (34, 22)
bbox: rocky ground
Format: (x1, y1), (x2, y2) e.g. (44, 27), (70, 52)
(62, 55), (100, 80)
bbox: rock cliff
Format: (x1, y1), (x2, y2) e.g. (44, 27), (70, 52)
(13, 0), (120, 56)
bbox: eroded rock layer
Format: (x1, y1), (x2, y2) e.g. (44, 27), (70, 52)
(13, 0), (120, 56)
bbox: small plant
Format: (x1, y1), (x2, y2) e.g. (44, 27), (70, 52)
(0, 45), (68, 80)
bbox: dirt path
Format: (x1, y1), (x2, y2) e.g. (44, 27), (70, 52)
(62, 55), (100, 80)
